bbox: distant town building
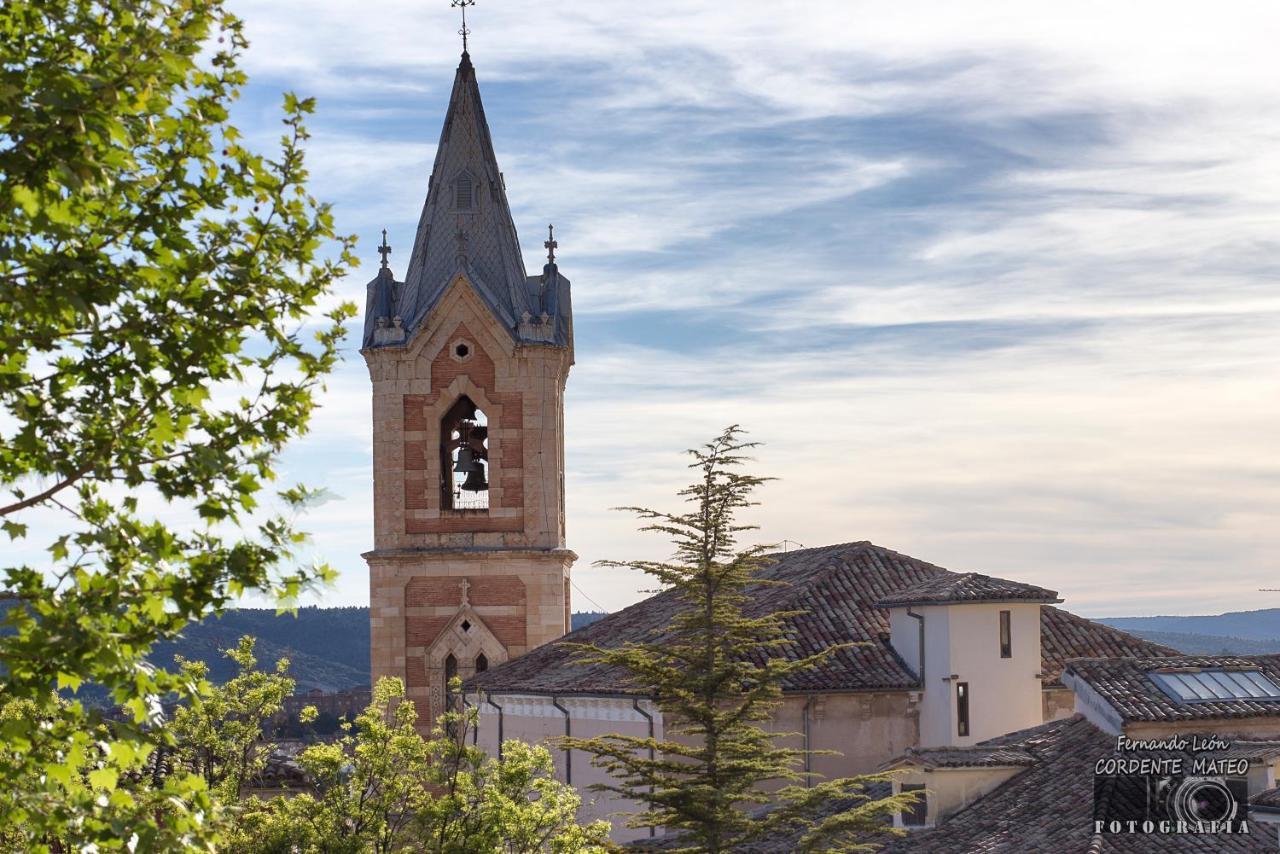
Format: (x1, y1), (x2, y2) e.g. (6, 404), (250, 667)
(268, 685), (372, 732)
(465, 541), (1174, 843)
(875, 653), (1280, 852)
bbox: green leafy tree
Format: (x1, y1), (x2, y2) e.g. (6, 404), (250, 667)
(236, 676), (610, 854)
(171, 636), (296, 803)
(0, 0), (354, 847)
(563, 426), (917, 853)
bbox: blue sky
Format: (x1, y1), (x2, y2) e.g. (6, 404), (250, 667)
(209, 0), (1280, 618)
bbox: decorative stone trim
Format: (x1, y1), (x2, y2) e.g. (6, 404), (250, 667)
(449, 338), (474, 363)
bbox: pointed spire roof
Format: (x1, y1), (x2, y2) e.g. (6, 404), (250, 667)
(359, 52), (557, 349)
(362, 52), (572, 351)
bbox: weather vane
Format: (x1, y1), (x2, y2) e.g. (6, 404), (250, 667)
(452, 0), (475, 53)
(544, 224), (557, 264)
(378, 228), (392, 269)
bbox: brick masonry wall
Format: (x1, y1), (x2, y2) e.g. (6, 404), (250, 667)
(363, 275), (575, 733)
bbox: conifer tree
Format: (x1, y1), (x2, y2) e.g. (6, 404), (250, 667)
(563, 426), (915, 853)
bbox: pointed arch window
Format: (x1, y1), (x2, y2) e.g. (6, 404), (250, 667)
(475, 653), (488, 674)
(444, 653), (458, 697)
(440, 396), (488, 511)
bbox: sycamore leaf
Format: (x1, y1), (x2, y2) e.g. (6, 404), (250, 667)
(88, 767), (118, 792)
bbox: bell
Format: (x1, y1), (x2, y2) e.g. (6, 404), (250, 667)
(461, 466), (488, 492)
(453, 448), (481, 473)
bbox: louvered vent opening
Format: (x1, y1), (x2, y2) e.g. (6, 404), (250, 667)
(456, 174), (474, 210)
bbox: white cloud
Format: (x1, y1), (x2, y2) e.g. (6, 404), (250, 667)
(11, 1), (1275, 618)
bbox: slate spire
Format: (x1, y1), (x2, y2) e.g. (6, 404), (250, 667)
(362, 51), (571, 350)
(400, 52), (534, 336)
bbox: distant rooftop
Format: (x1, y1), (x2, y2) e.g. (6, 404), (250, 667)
(1065, 654), (1280, 724)
(877, 571), (1061, 608)
(465, 541), (1169, 696)
(887, 744), (1037, 771)
(879, 715), (1278, 853)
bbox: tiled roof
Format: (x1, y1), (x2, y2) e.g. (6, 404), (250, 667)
(1041, 607), (1177, 688)
(1218, 741), (1280, 762)
(884, 715), (1278, 853)
(1251, 786), (1280, 812)
(466, 541), (1174, 695)
(878, 572), (1060, 608)
(891, 745), (1036, 770)
(1064, 655), (1280, 723)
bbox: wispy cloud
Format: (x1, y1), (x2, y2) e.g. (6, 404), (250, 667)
(100, 0), (1276, 616)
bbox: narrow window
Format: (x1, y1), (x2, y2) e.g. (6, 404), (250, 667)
(455, 173), (473, 210)
(440, 396), (489, 511)
(444, 654), (458, 694)
(443, 654), (460, 737)
(999, 610), (1012, 659)
(956, 681), (970, 737)
(475, 654), (488, 673)
(901, 783), (927, 827)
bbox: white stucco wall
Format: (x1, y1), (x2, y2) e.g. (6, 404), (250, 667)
(892, 602), (1045, 747)
(468, 693), (663, 844)
(890, 765), (1025, 828)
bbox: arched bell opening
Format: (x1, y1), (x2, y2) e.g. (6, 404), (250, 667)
(440, 395), (489, 511)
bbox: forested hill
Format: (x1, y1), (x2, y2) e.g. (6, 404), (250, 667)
(148, 607), (610, 691)
(1099, 608), (1280, 657)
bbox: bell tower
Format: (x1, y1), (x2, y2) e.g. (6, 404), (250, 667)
(362, 50), (575, 730)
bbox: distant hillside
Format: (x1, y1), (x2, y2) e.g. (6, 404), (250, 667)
(151, 607), (610, 691)
(3, 603), (613, 706)
(1100, 609), (1280, 643)
(1122, 630), (1280, 656)
(150, 607), (370, 692)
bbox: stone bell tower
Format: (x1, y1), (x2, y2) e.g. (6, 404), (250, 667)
(361, 49), (575, 730)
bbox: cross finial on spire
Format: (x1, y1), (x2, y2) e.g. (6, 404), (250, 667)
(451, 0), (475, 54)
(378, 228), (392, 269)
(544, 224), (557, 265)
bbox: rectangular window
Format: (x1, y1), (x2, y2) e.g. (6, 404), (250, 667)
(901, 783), (927, 827)
(999, 610), (1012, 659)
(956, 681), (970, 737)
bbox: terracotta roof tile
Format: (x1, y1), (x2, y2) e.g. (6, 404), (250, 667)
(466, 542), (1174, 696)
(884, 716), (1278, 853)
(1064, 655), (1280, 723)
(1251, 786), (1280, 811)
(891, 745), (1037, 770)
(878, 572), (1060, 608)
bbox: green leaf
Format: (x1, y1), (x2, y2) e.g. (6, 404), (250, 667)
(12, 185), (39, 216)
(88, 767), (118, 792)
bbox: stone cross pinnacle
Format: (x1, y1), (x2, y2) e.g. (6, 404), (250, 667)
(544, 224), (557, 265)
(378, 228), (392, 269)
(452, 0), (475, 53)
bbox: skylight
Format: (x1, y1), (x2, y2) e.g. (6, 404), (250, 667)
(1150, 669), (1280, 704)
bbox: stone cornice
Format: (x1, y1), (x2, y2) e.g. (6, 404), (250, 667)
(363, 546), (577, 562)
